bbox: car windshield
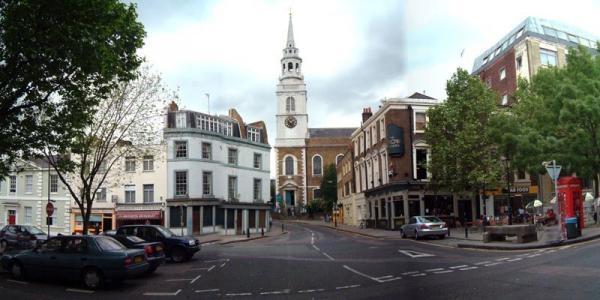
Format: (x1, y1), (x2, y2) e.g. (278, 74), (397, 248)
(96, 237), (127, 251)
(126, 236), (145, 243)
(420, 216), (443, 223)
(23, 226), (45, 235)
(155, 226), (175, 237)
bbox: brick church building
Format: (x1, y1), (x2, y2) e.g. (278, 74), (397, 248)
(274, 14), (354, 212)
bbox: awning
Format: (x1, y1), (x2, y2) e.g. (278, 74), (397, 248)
(116, 210), (162, 220)
(75, 215), (102, 222)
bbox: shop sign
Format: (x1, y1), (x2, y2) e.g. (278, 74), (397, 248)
(387, 124), (404, 157)
(503, 185), (530, 193)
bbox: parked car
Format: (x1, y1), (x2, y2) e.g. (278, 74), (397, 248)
(106, 233), (165, 274)
(400, 216), (448, 239)
(115, 225), (200, 262)
(0, 225), (48, 254)
(0, 235), (148, 289)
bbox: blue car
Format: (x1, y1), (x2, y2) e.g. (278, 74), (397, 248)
(116, 225), (200, 262)
(1, 235), (149, 289)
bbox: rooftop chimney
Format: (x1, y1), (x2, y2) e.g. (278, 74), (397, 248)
(362, 107), (373, 123)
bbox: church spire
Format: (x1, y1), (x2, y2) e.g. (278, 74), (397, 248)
(286, 11), (295, 48)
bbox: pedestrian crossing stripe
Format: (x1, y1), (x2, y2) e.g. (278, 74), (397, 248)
(398, 250), (435, 258)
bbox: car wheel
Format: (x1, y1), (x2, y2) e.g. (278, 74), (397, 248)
(414, 230), (419, 240)
(10, 260), (25, 280)
(146, 265), (158, 275)
(0, 240), (7, 254)
(400, 229), (406, 238)
(82, 267), (104, 290)
(171, 247), (186, 263)
(439, 234), (446, 240)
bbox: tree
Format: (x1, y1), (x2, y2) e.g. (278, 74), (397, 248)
(426, 68), (501, 202)
(42, 66), (171, 235)
(513, 44), (600, 196)
(0, 0), (146, 177)
(320, 163), (338, 213)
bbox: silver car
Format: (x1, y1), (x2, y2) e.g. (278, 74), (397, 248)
(400, 216), (448, 239)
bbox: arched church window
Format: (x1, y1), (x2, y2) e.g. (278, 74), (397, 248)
(286, 97), (295, 112)
(288, 62), (293, 71)
(313, 155), (322, 176)
(285, 156), (294, 175)
(295, 63), (299, 72)
(282, 64), (285, 71)
(336, 154), (344, 166)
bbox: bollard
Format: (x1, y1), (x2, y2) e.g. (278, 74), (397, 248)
(465, 225), (468, 239)
(247, 229), (250, 238)
(261, 228), (264, 237)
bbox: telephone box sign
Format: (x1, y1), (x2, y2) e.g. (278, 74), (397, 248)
(387, 124), (404, 157)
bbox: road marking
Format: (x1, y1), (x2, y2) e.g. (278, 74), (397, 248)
(322, 251), (336, 261)
(449, 265), (469, 269)
(343, 265), (381, 283)
(204, 258), (229, 263)
(379, 277), (402, 282)
(166, 279), (192, 282)
(425, 268), (444, 272)
(401, 271), (420, 275)
(66, 288), (94, 294)
(196, 289), (219, 293)
(260, 289), (290, 295)
(190, 275), (202, 284)
(377, 275), (394, 279)
(458, 266), (478, 271)
(507, 258), (523, 262)
(495, 257), (510, 261)
(225, 292), (252, 296)
(190, 265), (215, 272)
(474, 261), (492, 265)
(298, 288), (325, 293)
(398, 249), (435, 258)
(6, 280), (28, 285)
(525, 254), (541, 258)
(410, 273), (427, 277)
(433, 270), (454, 274)
(220, 261), (228, 268)
(336, 284), (360, 290)
(143, 289), (182, 296)
(312, 244), (321, 252)
(546, 249), (557, 253)
(484, 262), (502, 267)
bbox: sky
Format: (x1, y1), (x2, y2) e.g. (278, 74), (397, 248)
(132, 0), (600, 178)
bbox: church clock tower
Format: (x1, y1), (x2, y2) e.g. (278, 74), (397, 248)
(275, 13), (308, 147)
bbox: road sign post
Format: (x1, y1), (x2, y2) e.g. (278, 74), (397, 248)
(46, 202), (54, 239)
(545, 160), (565, 241)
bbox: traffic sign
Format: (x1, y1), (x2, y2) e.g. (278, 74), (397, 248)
(545, 164), (562, 181)
(46, 202), (55, 217)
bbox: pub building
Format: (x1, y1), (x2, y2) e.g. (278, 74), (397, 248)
(352, 93), (467, 230)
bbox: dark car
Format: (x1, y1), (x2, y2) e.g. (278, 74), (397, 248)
(0, 225), (48, 254)
(107, 234), (165, 274)
(115, 225), (200, 262)
(0, 235), (148, 289)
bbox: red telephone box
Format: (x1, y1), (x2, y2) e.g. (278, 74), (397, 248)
(557, 176), (584, 229)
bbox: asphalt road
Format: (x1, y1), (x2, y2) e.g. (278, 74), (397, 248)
(1, 221), (599, 299)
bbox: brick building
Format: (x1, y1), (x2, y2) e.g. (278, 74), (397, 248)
(274, 14), (354, 211)
(472, 17), (598, 219)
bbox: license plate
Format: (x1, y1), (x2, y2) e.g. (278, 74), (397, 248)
(155, 246), (162, 252)
(134, 256), (142, 264)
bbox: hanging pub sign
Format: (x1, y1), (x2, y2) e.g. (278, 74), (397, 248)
(387, 124), (404, 157)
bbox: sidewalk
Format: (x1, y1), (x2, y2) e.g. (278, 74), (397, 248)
(194, 223), (288, 245)
(284, 219), (600, 250)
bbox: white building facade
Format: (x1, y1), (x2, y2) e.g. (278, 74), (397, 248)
(164, 103), (271, 236)
(0, 159), (71, 235)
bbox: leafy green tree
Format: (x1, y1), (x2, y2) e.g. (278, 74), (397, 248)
(0, 0), (146, 177)
(426, 68), (501, 203)
(513, 44), (600, 196)
(320, 163), (338, 213)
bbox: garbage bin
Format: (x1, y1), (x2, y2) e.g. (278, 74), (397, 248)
(565, 217), (580, 239)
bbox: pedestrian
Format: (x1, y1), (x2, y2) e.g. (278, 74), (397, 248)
(94, 223), (100, 235)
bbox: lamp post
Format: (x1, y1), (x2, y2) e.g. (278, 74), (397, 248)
(502, 156), (513, 225)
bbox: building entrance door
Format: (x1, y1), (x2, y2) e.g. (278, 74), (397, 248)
(8, 210), (16, 225)
(236, 210), (243, 234)
(285, 190), (295, 206)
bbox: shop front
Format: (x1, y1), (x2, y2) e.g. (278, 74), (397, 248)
(490, 183), (538, 224)
(115, 210), (163, 227)
(71, 211), (114, 234)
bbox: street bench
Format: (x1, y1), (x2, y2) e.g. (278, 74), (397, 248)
(482, 225), (537, 243)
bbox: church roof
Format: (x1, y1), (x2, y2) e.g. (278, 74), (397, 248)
(407, 92), (436, 100)
(287, 12), (295, 48)
(309, 127), (357, 138)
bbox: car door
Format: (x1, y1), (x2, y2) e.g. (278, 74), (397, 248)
(57, 237), (90, 279)
(32, 237), (64, 278)
(407, 217), (417, 237)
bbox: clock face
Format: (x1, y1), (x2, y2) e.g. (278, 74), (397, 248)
(285, 116), (297, 128)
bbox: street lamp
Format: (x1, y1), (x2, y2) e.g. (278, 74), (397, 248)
(502, 156), (513, 225)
